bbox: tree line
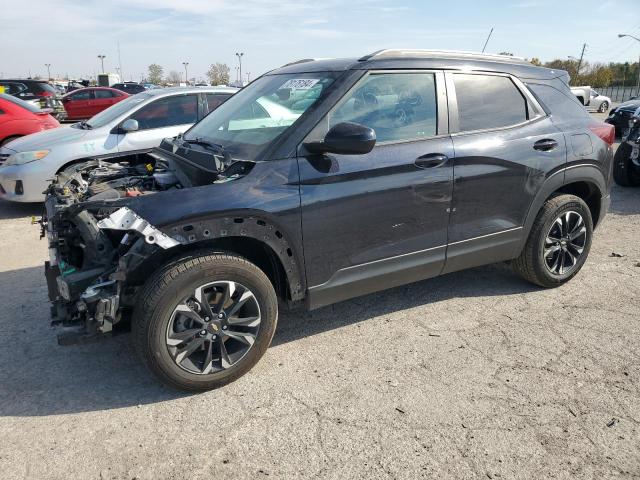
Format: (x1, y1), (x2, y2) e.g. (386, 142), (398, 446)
(498, 53), (639, 88)
(146, 63), (231, 85)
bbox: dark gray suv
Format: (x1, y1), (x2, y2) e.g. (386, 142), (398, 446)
(43, 50), (614, 391)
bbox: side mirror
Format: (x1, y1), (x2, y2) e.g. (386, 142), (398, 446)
(304, 122), (376, 155)
(120, 118), (139, 133)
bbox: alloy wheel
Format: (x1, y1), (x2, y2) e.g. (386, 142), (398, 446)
(543, 211), (587, 275)
(166, 281), (261, 375)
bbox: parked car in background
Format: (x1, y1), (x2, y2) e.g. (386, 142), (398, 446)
(39, 50), (614, 390)
(143, 83), (159, 90)
(0, 94), (59, 146)
(613, 106), (640, 186)
(570, 86), (591, 106)
(0, 79), (66, 121)
(97, 73), (121, 87)
(606, 99), (640, 137)
(65, 80), (89, 93)
(588, 90), (611, 113)
(62, 87), (129, 121)
(0, 86), (238, 201)
(111, 82), (147, 95)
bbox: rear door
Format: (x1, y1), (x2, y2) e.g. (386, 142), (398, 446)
(298, 70), (454, 308)
(204, 93), (233, 115)
(115, 93), (199, 151)
(443, 72), (566, 273)
(90, 89), (117, 116)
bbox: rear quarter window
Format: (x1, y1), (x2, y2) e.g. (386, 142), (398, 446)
(526, 83), (590, 119)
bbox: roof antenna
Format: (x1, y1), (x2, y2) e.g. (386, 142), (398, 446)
(481, 27), (494, 53)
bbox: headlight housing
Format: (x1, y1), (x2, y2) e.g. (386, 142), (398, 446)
(4, 150), (50, 166)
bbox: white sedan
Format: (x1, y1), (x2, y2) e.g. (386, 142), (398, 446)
(589, 90), (611, 113)
(0, 86), (237, 202)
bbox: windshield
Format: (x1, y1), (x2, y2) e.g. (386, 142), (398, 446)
(86, 93), (152, 128)
(184, 72), (339, 159)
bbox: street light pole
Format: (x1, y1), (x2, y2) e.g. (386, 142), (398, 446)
(45, 63), (51, 80)
(97, 55), (106, 74)
(182, 62), (189, 85)
(235, 52), (244, 85)
(618, 34), (640, 97)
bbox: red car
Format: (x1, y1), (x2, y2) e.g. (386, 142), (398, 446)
(61, 87), (129, 121)
(0, 93), (60, 146)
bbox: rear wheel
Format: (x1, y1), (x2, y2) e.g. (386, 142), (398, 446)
(513, 194), (593, 287)
(613, 142), (640, 187)
(133, 252), (278, 391)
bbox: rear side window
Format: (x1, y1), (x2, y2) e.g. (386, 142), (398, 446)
(453, 74), (528, 132)
(206, 93), (232, 112)
(526, 83), (590, 119)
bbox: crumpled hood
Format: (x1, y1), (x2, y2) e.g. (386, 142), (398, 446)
(4, 125), (91, 151)
(616, 100), (640, 112)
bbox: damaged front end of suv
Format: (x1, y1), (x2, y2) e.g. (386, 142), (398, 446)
(42, 143), (254, 344)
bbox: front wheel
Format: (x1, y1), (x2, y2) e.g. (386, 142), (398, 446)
(133, 252), (278, 391)
(513, 194), (593, 288)
(598, 101), (609, 113)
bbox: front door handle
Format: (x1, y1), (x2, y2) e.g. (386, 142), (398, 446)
(415, 153), (449, 169)
(533, 139), (558, 151)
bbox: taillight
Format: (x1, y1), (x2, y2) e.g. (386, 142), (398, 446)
(589, 123), (615, 146)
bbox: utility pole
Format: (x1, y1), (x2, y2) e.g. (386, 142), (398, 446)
(481, 27), (494, 53)
(576, 43), (587, 79)
(235, 52), (244, 85)
(618, 34), (640, 98)
(117, 41), (123, 82)
(182, 62), (189, 85)
(45, 63), (51, 80)
(97, 55), (106, 73)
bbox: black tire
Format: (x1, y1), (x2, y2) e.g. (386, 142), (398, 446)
(513, 194), (593, 288)
(613, 142), (640, 187)
(133, 252), (278, 391)
(598, 101), (609, 113)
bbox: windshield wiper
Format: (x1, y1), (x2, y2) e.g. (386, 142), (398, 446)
(78, 120), (93, 130)
(182, 136), (225, 154)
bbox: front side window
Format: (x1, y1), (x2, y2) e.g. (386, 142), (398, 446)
(453, 74), (528, 132)
(71, 90), (92, 101)
(94, 90), (113, 99)
(184, 72), (339, 159)
(129, 94), (198, 130)
(317, 72), (438, 143)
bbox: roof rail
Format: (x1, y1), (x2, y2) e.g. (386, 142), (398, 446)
(359, 49), (528, 64)
(280, 58), (334, 68)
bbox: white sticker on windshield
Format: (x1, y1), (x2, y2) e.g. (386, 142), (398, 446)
(280, 78), (320, 90)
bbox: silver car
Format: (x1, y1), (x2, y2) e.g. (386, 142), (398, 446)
(0, 86), (237, 202)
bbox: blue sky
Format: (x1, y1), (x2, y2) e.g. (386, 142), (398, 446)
(1, 0), (639, 81)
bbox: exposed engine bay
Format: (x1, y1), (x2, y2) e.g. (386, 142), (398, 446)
(41, 145), (254, 344)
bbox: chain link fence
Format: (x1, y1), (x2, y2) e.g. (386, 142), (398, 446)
(592, 85), (640, 103)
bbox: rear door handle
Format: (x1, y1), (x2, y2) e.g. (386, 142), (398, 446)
(415, 153), (449, 169)
(533, 139), (558, 151)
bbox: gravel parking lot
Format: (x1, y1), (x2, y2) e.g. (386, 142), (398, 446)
(1, 112), (639, 479)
